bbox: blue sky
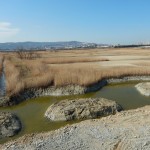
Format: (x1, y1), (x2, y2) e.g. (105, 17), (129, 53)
(0, 0), (150, 44)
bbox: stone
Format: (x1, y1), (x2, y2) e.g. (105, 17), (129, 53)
(135, 82), (150, 96)
(0, 112), (21, 139)
(45, 98), (122, 121)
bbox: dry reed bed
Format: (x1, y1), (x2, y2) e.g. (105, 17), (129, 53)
(4, 59), (53, 95)
(38, 48), (150, 58)
(4, 58), (150, 96)
(134, 62), (150, 66)
(41, 57), (109, 64)
(3, 48), (150, 96)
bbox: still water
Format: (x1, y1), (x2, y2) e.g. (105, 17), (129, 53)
(0, 82), (150, 143)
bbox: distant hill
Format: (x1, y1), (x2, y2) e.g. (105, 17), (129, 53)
(1, 41), (149, 51)
(0, 41), (104, 51)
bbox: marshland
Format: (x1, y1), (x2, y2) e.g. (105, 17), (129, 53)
(2, 48), (150, 96)
(0, 47), (150, 144)
(1, 0), (150, 149)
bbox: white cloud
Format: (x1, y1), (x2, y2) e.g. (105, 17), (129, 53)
(0, 22), (20, 40)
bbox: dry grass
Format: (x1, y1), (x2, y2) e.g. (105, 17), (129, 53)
(4, 59), (53, 95)
(134, 62), (150, 66)
(52, 66), (150, 86)
(41, 57), (109, 64)
(2, 48), (150, 96)
(4, 60), (23, 95)
(4, 60), (150, 96)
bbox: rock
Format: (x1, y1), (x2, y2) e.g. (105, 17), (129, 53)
(0, 112), (21, 139)
(135, 82), (150, 96)
(45, 98), (122, 121)
(2, 106), (150, 150)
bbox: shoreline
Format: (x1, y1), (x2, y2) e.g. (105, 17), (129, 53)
(1, 75), (150, 106)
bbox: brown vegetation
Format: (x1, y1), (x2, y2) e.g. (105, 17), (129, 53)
(4, 59), (53, 95)
(2, 48), (150, 96)
(41, 57), (109, 64)
(4, 60), (150, 96)
(16, 50), (41, 59)
(134, 62), (150, 66)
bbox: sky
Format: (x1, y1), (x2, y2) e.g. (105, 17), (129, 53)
(0, 0), (150, 44)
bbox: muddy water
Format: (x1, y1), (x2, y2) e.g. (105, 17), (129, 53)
(0, 93), (93, 143)
(93, 82), (150, 110)
(0, 82), (150, 143)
